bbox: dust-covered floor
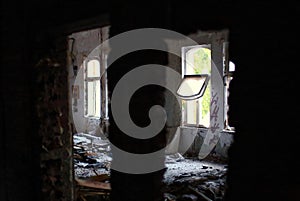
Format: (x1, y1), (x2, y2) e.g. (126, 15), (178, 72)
(73, 133), (228, 201)
(163, 154), (227, 200)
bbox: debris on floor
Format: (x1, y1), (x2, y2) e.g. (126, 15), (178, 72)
(163, 155), (227, 201)
(73, 133), (228, 201)
(74, 133), (111, 178)
(74, 133), (111, 201)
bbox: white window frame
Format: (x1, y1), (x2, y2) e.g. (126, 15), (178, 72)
(84, 58), (101, 118)
(181, 45), (212, 127)
(181, 30), (234, 131)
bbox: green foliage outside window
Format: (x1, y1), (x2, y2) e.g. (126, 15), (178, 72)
(193, 48), (211, 124)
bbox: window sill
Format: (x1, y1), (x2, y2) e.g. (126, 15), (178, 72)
(180, 125), (235, 134)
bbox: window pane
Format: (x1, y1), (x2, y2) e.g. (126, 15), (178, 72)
(87, 80), (101, 117)
(87, 59), (100, 78)
(177, 76), (208, 98)
(87, 82), (95, 116)
(183, 47), (211, 127)
(95, 80), (101, 117)
(186, 100), (197, 125)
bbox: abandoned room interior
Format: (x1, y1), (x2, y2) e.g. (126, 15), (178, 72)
(1, 1), (300, 201)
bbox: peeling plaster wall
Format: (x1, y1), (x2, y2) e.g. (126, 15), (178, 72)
(166, 127), (233, 158)
(68, 27), (109, 134)
(179, 127), (233, 158)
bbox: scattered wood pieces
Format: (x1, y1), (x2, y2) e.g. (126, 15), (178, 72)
(88, 174), (110, 182)
(76, 178), (111, 190)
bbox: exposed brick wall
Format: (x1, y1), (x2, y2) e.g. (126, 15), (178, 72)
(34, 35), (73, 201)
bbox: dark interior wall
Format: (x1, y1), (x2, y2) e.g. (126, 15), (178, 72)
(0, 0), (39, 200)
(225, 3), (300, 200)
(1, 0), (300, 201)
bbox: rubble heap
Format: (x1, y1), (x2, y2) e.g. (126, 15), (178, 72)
(73, 133), (228, 201)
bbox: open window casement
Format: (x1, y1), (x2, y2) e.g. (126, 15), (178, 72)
(176, 74), (210, 100)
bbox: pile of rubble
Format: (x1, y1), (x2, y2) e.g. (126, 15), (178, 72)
(73, 133), (228, 201)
